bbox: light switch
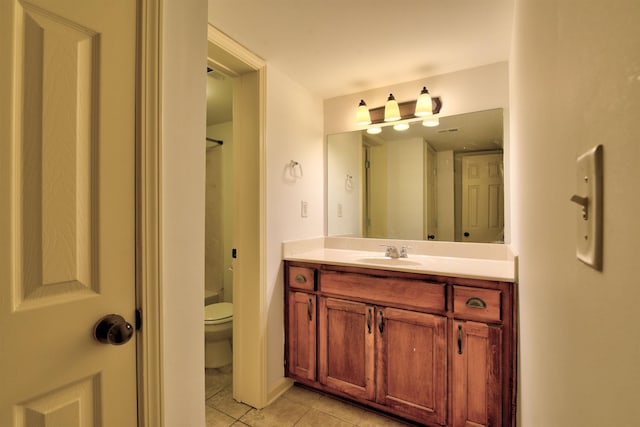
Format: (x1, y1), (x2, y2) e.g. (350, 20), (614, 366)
(301, 200), (308, 218)
(570, 144), (603, 270)
(337, 203), (343, 218)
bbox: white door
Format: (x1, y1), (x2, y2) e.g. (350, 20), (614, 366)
(0, 0), (138, 425)
(461, 153), (504, 243)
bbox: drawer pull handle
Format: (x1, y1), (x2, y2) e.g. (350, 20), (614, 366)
(295, 274), (307, 284)
(466, 297), (487, 309)
(457, 325), (463, 354)
(367, 308), (372, 334)
(307, 298), (313, 321)
(378, 310), (384, 334)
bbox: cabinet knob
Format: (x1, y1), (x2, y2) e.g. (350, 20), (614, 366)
(378, 310), (384, 334)
(295, 274), (307, 284)
(457, 325), (463, 355)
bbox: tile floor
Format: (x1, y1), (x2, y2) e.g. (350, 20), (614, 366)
(205, 366), (415, 427)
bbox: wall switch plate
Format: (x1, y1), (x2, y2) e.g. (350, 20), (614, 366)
(570, 144), (603, 270)
(301, 200), (308, 218)
(337, 203), (343, 218)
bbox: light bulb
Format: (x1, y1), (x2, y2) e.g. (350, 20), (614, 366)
(393, 122), (410, 131)
(366, 126), (382, 135)
(422, 115), (439, 127)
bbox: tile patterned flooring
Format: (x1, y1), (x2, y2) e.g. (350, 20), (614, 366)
(205, 366), (414, 427)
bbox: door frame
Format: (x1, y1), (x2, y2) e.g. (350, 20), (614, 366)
(137, 0), (163, 425)
(206, 24), (268, 408)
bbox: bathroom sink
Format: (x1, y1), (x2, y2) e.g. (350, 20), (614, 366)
(355, 257), (423, 267)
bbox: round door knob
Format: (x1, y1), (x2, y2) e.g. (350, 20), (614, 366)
(94, 314), (134, 345)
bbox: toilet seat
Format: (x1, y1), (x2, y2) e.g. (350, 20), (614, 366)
(205, 302), (233, 325)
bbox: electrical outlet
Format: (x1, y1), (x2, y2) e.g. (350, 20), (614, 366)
(301, 200), (308, 218)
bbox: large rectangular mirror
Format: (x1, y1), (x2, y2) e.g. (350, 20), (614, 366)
(327, 108), (504, 243)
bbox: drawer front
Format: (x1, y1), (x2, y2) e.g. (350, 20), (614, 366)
(320, 271), (445, 312)
(289, 266), (316, 291)
(453, 286), (501, 322)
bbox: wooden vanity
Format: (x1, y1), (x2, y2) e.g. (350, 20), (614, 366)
(284, 260), (517, 427)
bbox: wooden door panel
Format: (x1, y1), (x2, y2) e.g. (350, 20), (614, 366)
(287, 292), (316, 380)
(376, 307), (447, 425)
(0, 0), (137, 425)
(452, 320), (502, 427)
(318, 297), (374, 400)
(14, 376), (99, 426)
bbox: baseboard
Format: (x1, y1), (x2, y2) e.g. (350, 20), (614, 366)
(266, 377), (294, 405)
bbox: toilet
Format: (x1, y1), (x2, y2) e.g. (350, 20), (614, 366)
(204, 300), (233, 368)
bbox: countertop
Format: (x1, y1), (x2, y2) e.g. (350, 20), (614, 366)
(283, 237), (516, 282)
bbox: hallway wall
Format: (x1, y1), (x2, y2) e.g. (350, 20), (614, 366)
(511, 1), (640, 425)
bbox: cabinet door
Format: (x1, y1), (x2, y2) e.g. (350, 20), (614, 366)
(452, 320), (502, 427)
(375, 307), (447, 426)
(286, 291), (316, 381)
(319, 297), (375, 400)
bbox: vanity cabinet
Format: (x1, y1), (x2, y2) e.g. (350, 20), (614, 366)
(285, 266), (317, 381)
(284, 261), (516, 427)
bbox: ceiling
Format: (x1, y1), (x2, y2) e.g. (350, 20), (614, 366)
(206, 0), (514, 125)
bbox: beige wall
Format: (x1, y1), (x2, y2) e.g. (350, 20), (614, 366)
(161, 0), (207, 425)
(265, 65), (325, 393)
(206, 122), (234, 302)
(511, 0), (640, 425)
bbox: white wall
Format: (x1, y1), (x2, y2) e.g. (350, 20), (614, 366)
(327, 132), (362, 236)
(386, 137), (424, 239)
(511, 1), (640, 425)
(161, 0), (207, 425)
(265, 65), (324, 393)
(436, 150), (455, 240)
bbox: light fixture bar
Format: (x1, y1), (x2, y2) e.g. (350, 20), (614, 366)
(368, 97), (442, 125)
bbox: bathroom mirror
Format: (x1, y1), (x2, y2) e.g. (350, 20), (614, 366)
(327, 108), (504, 243)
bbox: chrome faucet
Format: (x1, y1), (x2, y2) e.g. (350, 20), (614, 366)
(382, 245), (410, 258)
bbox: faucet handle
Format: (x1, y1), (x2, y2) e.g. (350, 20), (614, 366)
(379, 244), (396, 257)
(399, 246), (412, 258)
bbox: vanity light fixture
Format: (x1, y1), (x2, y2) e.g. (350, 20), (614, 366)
(383, 94), (401, 122)
(356, 99), (372, 125)
(357, 88), (442, 132)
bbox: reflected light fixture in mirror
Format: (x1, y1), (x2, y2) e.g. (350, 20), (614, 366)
(423, 115), (439, 127)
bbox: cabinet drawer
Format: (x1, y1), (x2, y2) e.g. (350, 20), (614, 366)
(320, 271), (445, 312)
(289, 266), (316, 291)
(453, 286), (501, 322)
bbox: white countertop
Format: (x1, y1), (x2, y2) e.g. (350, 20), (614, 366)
(283, 237), (516, 282)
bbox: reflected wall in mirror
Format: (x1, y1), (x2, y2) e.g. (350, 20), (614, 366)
(327, 108), (504, 243)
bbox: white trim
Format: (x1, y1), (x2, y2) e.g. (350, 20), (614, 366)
(137, 0), (163, 425)
(207, 24), (268, 408)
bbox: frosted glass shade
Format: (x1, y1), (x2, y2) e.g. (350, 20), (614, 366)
(356, 99), (372, 125)
(393, 122), (410, 131)
(384, 94), (401, 122)
(414, 87), (433, 117)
